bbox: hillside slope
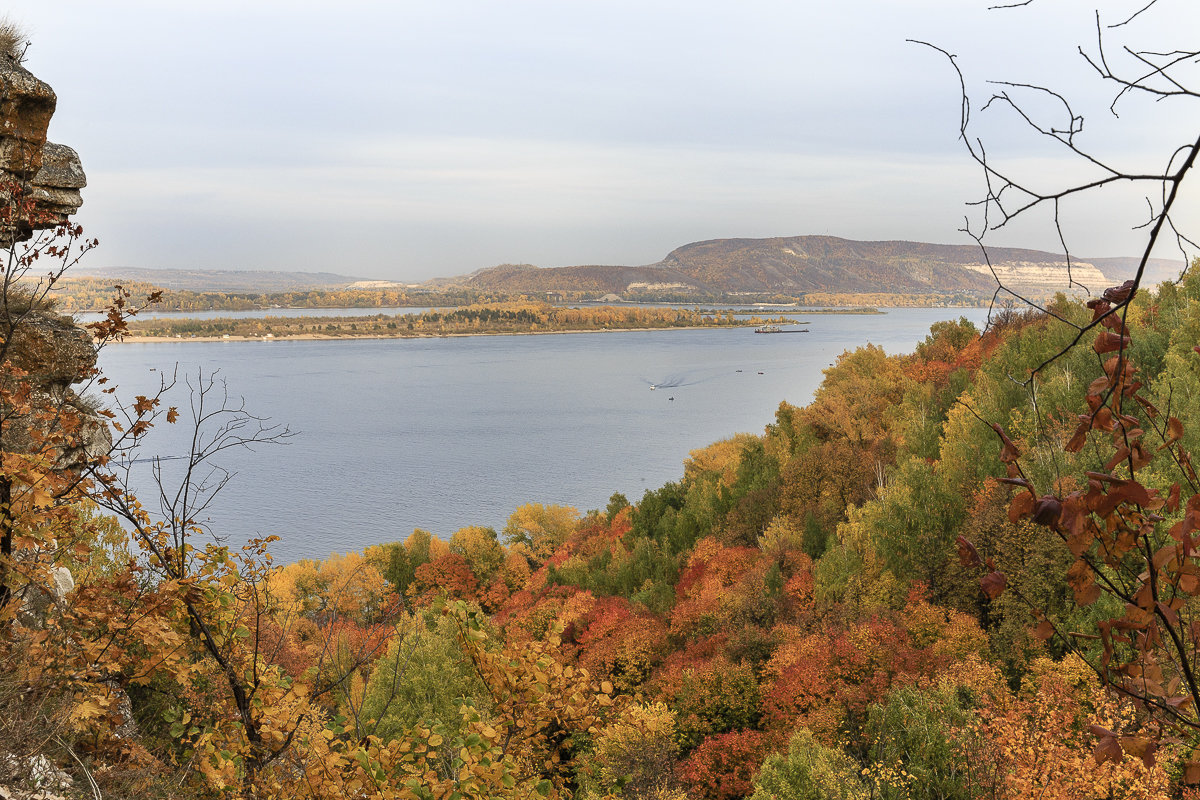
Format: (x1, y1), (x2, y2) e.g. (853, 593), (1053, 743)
(457, 235), (1158, 297)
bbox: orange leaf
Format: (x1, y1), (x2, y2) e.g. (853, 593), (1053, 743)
(1008, 491), (1034, 523)
(1162, 416), (1184, 448)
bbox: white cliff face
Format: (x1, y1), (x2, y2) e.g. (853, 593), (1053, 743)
(625, 282), (695, 292)
(961, 260), (1110, 293)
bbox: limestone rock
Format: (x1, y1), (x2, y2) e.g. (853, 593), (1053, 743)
(29, 143), (84, 220)
(0, 57), (84, 241)
(15, 566), (74, 630)
(0, 308), (106, 475)
(3, 309), (97, 386)
(0, 754), (73, 799)
(0, 58), (54, 178)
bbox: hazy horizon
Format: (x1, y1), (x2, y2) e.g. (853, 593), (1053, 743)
(9, 1), (1200, 281)
(71, 235), (1187, 286)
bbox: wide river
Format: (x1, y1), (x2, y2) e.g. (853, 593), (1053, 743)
(96, 308), (990, 564)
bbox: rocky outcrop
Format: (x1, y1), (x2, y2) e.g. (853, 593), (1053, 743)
(15, 566), (73, 630)
(29, 142), (85, 223)
(0, 53), (100, 477)
(0, 304), (109, 465)
(3, 308), (96, 385)
(0, 56), (85, 243)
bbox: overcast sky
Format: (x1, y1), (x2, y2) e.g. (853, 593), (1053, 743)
(7, 1), (1200, 281)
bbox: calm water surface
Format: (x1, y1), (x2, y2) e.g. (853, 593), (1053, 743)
(97, 308), (989, 563)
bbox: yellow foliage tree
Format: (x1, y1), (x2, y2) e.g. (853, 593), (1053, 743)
(503, 503), (579, 563)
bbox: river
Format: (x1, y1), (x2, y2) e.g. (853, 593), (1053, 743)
(96, 307), (990, 564)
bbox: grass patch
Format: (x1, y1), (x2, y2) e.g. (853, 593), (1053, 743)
(0, 17), (28, 63)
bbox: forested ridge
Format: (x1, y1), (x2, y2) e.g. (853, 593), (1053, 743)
(8, 262), (1200, 799)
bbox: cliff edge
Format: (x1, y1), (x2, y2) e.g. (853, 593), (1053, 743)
(0, 53), (85, 243)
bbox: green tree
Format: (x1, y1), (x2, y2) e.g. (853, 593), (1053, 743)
(359, 611), (490, 742)
(749, 729), (867, 800)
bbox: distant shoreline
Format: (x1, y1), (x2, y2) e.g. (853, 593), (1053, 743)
(113, 324), (815, 343)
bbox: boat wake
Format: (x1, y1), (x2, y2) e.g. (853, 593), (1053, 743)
(640, 370), (728, 391)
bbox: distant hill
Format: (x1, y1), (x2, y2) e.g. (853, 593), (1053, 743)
(74, 240), (1189, 298)
(72, 267), (363, 292)
(450, 236), (1186, 297)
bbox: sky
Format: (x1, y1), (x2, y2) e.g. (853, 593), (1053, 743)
(6, 0), (1200, 282)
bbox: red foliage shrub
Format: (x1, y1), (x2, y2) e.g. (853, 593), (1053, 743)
(671, 537), (762, 640)
(574, 595), (668, 691)
(410, 552), (479, 604)
(562, 506), (632, 560)
(761, 595), (986, 742)
(253, 614), (316, 680)
(677, 729), (768, 800)
(478, 575), (511, 613)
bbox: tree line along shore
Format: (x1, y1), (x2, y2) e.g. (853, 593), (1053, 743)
(115, 303), (799, 340)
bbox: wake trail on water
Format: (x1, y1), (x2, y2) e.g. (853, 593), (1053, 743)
(640, 369), (738, 390)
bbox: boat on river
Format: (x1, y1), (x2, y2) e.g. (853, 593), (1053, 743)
(754, 325), (782, 333)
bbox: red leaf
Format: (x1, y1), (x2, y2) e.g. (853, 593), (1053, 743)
(1086, 298), (1112, 321)
(1091, 726), (1123, 764)
(1134, 393), (1160, 418)
(1163, 416), (1184, 448)
(1120, 736), (1158, 769)
(1065, 422), (1090, 453)
(1067, 558), (1101, 606)
(1102, 280), (1136, 304)
(1031, 619), (1055, 641)
(997, 476), (1032, 489)
(991, 423), (1021, 463)
(956, 535), (983, 569)
(1031, 495), (1062, 527)
(1100, 315), (1129, 335)
(980, 570), (1007, 599)
(1167, 483), (1182, 513)
(1094, 330), (1131, 354)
